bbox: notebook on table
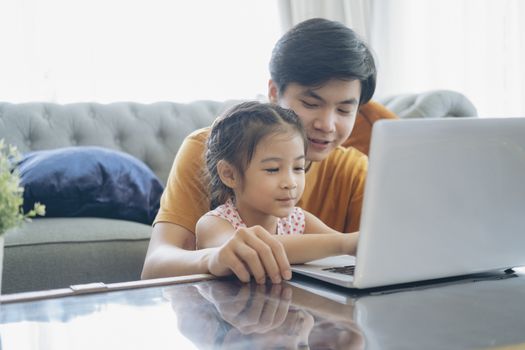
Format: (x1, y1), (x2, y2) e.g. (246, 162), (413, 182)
(292, 117), (525, 289)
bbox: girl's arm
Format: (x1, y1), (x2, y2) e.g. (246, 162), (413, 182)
(276, 233), (357, 264)
(196, 212), (358, 282)
(196, 215), (291, 284)
(275, 210), (359, 263)
(195, 215), (237, 248)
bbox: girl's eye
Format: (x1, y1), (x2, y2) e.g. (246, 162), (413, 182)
(265, 168), (279, 174)
(294, 167), (305, 172)
(338, 109), (351, 115)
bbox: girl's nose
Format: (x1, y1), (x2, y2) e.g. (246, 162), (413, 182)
(281, 176), (297, 190)
(282, 182), (297, 190)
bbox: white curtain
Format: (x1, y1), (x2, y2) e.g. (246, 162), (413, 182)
(0, 0), (280, 103)
(278, 0), (371, 40)
(370, 0), (525, 117)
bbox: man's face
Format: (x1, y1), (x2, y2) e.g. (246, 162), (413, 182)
(269, 79), (361, 162)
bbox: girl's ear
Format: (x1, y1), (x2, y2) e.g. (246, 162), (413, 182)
(268, 79), (278, 104)
(217, 160), (238, 189)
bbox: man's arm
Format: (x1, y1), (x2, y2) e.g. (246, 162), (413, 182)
(141, 222), (210, 279)
(142, 129), (217, 279)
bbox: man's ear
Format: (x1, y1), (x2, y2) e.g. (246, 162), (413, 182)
(268, 79), (278, 104)
(217, 160), (239, 189)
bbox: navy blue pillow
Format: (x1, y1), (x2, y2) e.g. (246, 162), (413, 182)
(18, 146), (164, 225)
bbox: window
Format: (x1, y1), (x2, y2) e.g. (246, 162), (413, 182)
(0, 0), (280, 103)
(371, 0), (525, 117)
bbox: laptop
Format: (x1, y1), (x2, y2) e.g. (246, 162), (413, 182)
(292, 117), (525, 289)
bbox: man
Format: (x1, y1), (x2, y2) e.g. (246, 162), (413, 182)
(142, 18), (397, 284)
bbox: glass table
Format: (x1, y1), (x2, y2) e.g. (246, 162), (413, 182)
(2, 268), (525, 350)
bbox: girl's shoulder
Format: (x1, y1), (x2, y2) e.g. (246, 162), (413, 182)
(206, 199), (246, 230)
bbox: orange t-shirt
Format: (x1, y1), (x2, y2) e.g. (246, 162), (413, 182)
(154, 101), (398, 233)
(344, 101), (398, 155)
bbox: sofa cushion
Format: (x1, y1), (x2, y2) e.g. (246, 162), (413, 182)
(3, 217), (151, 294)
(18, 146), (164, 225)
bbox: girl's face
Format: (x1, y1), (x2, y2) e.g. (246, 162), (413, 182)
(269, 78), (362, 162)
(233, 130), (306, 225)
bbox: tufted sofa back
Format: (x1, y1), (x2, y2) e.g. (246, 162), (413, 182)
(0, 101), (240, 184)
(0, 91), (477, 184)
(378, 90), (477, 119)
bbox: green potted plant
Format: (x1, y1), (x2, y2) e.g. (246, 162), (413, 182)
(0, 139), (45, 295)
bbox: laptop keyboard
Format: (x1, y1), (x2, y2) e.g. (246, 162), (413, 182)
(322, 265), (355, 276)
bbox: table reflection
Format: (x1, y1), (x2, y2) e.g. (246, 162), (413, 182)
(2, 269), (525, 350)
(163, 270), (525, 350)
(163, 279), (364, 350)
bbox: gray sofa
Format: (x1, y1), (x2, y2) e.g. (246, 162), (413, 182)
(0, 90), (477, 294)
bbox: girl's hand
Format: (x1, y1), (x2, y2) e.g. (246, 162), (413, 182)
(341, 232), (359, 256)
(196, 282), (293, 334)
(207, 225), (292, 284)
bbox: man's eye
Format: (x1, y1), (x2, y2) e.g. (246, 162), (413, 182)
(339, 105), (358, 116)
(294, 167), (305, 172)
(265, 168), (279, 173)
(302, 100), (318, 108)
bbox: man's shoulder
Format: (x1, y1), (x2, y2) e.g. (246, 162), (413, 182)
(187, 127), (211, 143)
(358, 100), (399, 122)
(173, 127), (210, 164)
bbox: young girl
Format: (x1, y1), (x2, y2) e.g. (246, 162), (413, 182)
(196, 101), (358, 283)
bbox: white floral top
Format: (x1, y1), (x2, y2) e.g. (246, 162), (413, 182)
(206, 199), (305, 235)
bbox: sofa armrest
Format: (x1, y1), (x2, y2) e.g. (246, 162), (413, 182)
(378, 90), (477, 119)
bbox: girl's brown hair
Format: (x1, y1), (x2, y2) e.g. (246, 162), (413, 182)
(205, 101), (307, 209)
